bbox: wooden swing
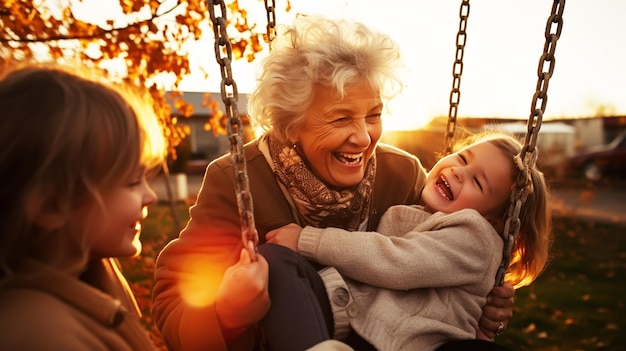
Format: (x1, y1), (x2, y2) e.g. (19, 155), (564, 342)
(206, 0), (566, 280)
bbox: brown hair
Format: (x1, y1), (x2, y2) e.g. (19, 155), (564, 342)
(454, 131), (552, 288)
(0, 63), (165, 277)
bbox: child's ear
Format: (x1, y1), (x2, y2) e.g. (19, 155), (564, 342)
(26, 196), (67, 231)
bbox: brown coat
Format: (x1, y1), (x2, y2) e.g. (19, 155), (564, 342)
(0, 257), (155, 351)
(153, 139), (427, 351)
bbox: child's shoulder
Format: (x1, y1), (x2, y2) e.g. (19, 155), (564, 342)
(434, 208), (492, 227)
(0, 287), (68, 312)
(378, 205), (430, 234)
(0, 288), (95, 348)
(383, 204), (428, 220)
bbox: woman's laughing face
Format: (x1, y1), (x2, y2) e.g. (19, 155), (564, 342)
(296, 81), (383, 188)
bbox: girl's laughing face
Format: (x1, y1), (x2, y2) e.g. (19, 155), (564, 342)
(422, 141), (514, 218)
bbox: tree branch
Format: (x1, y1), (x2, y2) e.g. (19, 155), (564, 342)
(0, 1), (184, 43)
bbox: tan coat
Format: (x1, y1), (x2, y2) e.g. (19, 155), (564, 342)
(0, 257), (155, 351)
(153, 138), (427, 351)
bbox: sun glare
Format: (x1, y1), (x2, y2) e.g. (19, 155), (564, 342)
(384, 103), (433, 131)
(176, 256), (224, 308)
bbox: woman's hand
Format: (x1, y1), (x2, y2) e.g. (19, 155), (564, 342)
(266, 223), (303, 251)
(477, 283), (515, 341)
(216, 248), (270, 341)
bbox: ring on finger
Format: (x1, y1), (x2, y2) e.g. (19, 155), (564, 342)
(495, 321), (505, 336)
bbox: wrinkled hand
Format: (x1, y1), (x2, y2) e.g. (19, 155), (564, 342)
(265, 223), (303, 252)
(216, 248), (270, 340)
(477, 283), (515, 340)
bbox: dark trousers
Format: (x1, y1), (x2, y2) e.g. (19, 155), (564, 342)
(258, 244), (511, 351)
(258, 243), (334, 351)
(436, 340), (513, 351)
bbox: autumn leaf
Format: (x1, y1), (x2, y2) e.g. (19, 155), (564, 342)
(0, 0), (273, 156)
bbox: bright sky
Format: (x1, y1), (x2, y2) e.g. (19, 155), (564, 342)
(74, 0), (626, 130)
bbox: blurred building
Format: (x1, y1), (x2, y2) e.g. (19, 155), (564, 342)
(165, 91), (250, 173)
(382, 115), (626, 178)
(164, 91), (626, 179)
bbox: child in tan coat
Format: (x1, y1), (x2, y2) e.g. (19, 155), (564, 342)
(0, 64), (165, 350)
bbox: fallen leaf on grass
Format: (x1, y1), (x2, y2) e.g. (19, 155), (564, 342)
(523, 323), (536, 333)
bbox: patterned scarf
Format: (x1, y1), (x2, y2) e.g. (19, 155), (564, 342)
(268, 136), (376, 231)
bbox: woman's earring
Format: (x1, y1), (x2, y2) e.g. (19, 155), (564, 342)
(292, 141), (302, 155)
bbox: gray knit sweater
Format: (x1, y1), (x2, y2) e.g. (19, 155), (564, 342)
(298, 205), (504, 351)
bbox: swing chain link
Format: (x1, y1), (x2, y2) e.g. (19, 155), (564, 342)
(264, 0), (277, 46)
(208, 0), (259, 261)
(496, 0), (565, 285)
(444, 0), (470, 156)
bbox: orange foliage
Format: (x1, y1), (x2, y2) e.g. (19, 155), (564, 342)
(0, 0), (273, 154)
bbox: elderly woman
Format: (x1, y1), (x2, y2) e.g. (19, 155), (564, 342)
(153, 15), (514, 351)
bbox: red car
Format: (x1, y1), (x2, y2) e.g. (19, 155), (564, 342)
(568, 131), (626, 181)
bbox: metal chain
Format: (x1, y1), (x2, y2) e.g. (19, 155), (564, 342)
(208, 0), (259, 261)
(444, 0), (470, 155)
(264, 0), (276, 46)
(495, 0), (565, 285)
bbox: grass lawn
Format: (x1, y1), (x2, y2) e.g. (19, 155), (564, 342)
(497, 217), (625, 350)
(121, 202), (626, 350)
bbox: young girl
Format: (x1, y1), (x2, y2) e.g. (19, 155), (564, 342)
(0, 64), (165, 350)
(263, 132), (552, 351)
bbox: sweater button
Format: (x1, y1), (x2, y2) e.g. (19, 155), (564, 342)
(347, 304), (358, 317)
(332, 287), (349, 307)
